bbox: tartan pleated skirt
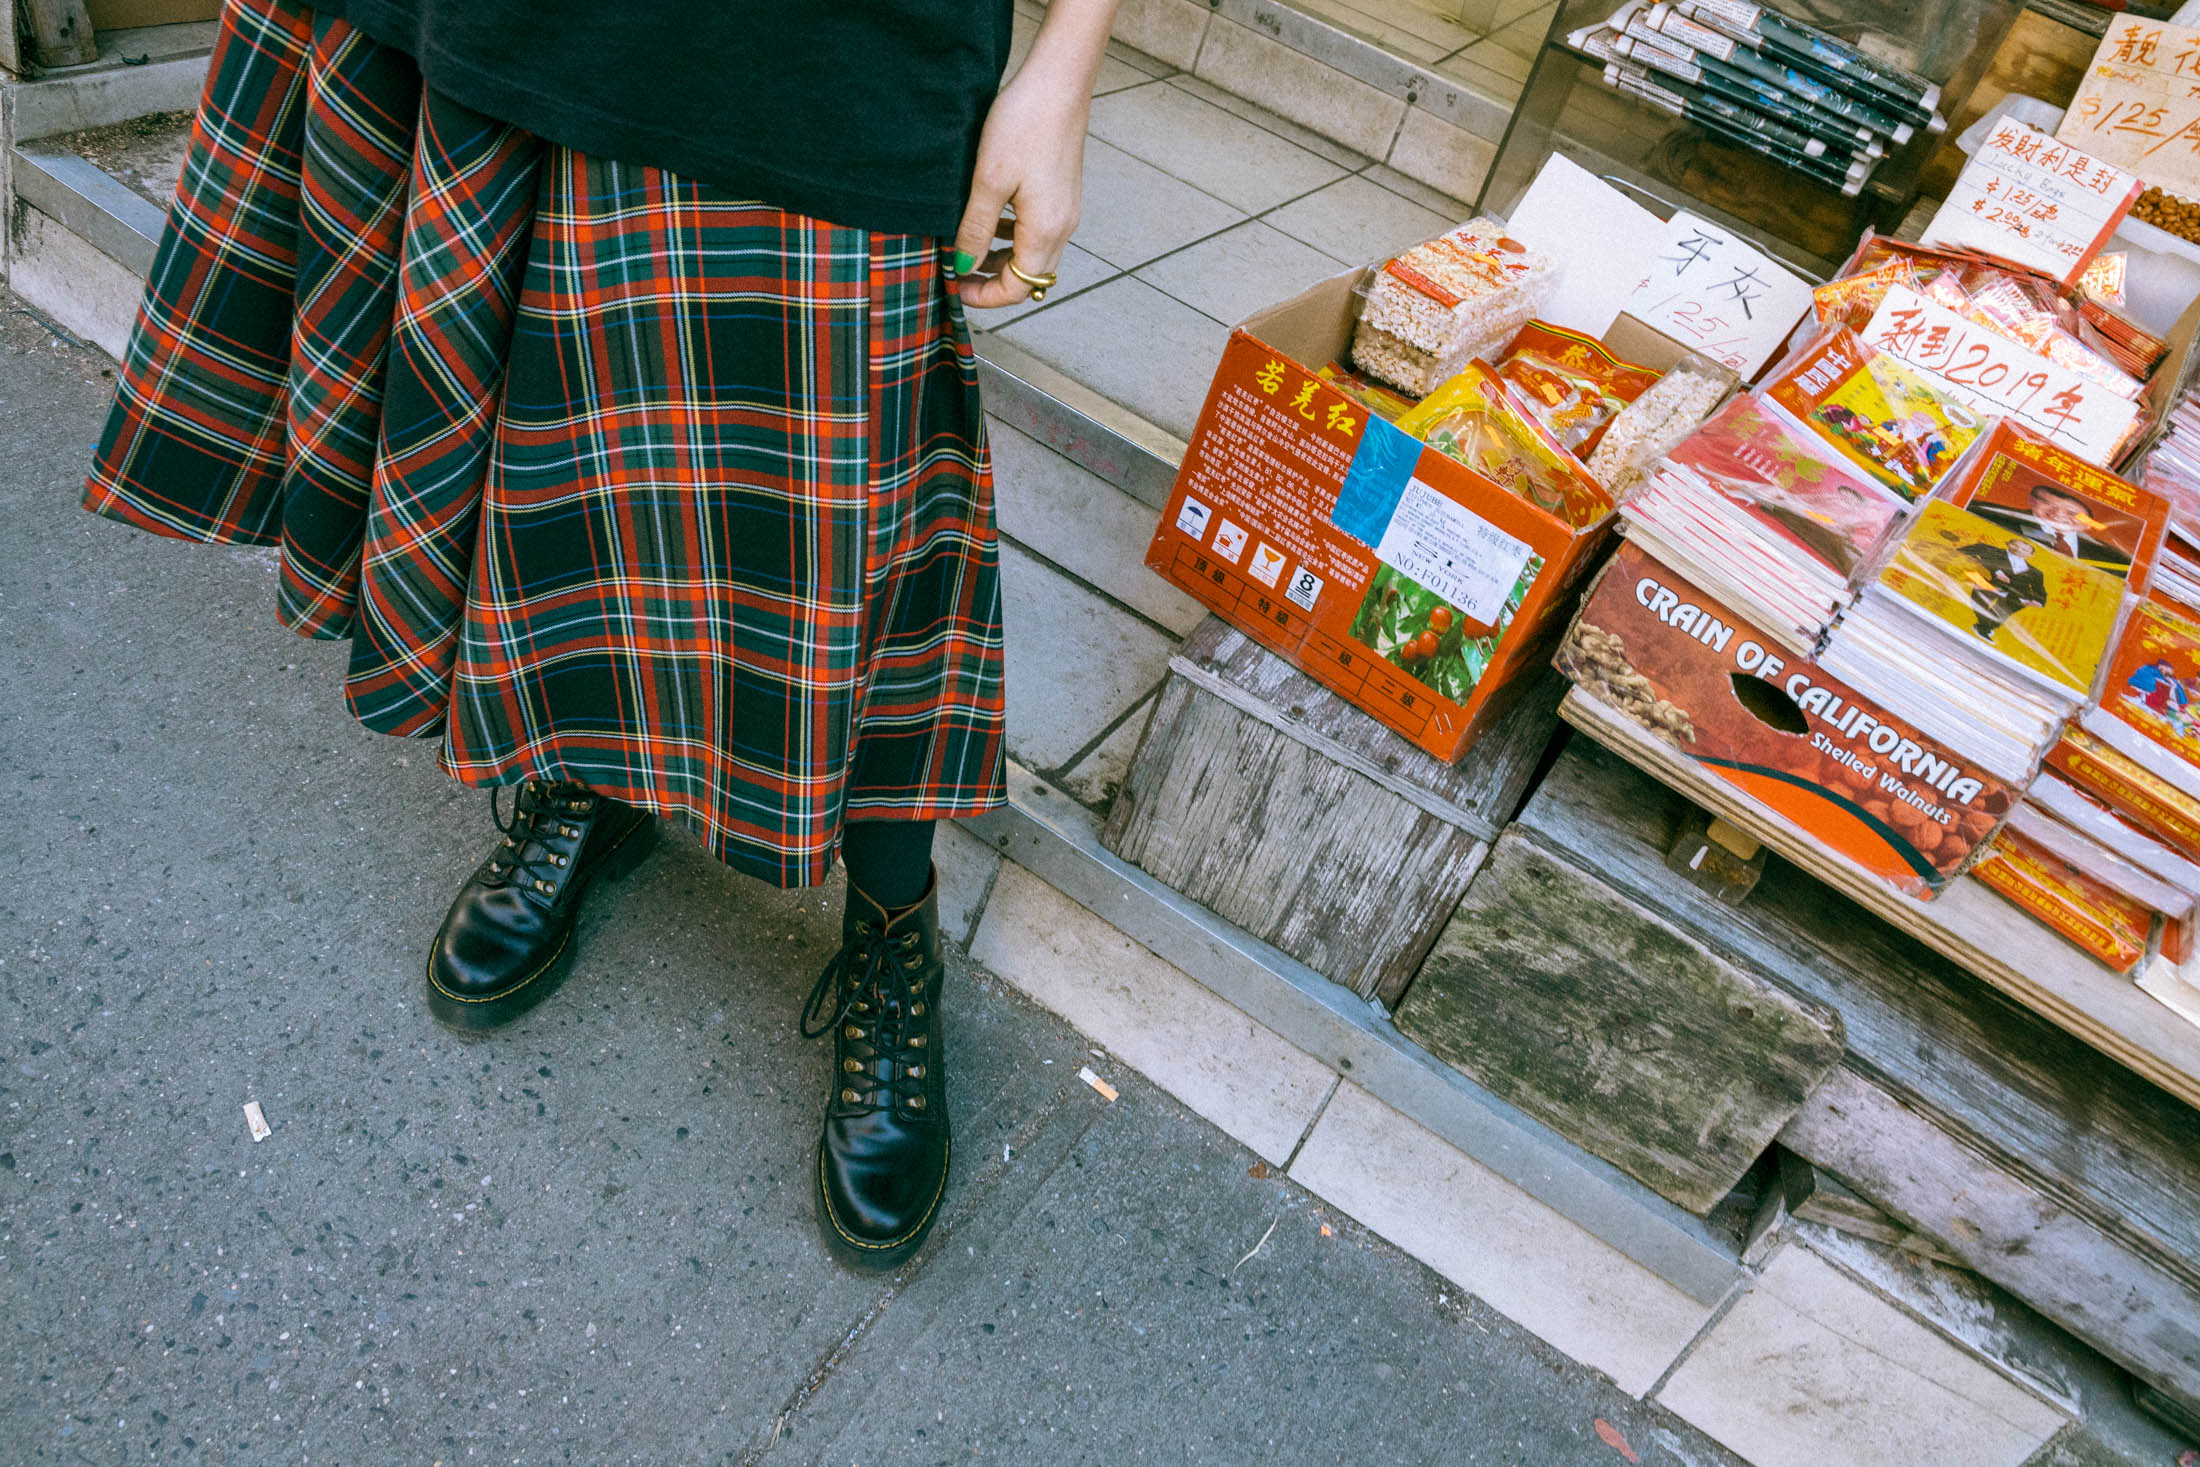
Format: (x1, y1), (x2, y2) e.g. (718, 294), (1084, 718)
(84, 0), (1009, 887)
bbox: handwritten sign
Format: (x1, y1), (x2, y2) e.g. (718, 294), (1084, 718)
(2056, 16), (2200, 199)
(1862, 285), (2142, 466)
(1621, 210), (1815, 377)
(1922, 120), (2140, 287)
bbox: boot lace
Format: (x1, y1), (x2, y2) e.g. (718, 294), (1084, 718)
(484, 779), (594, 900)
(800, 919), (931, 1116)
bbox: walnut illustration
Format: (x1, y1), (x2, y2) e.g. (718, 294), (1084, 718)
(1559, 623), (1696, 746)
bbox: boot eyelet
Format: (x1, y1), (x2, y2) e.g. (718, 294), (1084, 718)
(909, 1034), (926, 1048)
(841, 1088), (862, 1105)
(907, 1095), (926, 1110)
(910, 1002), (925, 1017)
(561, 825), (579, 838)
(907, 1065), (924, 1079)
(843, 1058), (862, 1073)
(843, 1024), (864, 1041)
(534, 879), (554, 894)
(553, 855), (569, 867)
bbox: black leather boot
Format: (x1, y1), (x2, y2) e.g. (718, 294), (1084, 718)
(425, 778), (657, 1034)
(801, 872), (949, 1271)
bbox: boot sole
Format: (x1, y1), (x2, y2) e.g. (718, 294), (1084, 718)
(814, 1122), (951, 1274)
(425, 816), (660, 1036)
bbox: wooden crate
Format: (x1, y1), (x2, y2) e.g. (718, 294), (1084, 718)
(1493, 737), (2200, 1414)
(1099, 617), (1562, 1005)
(1396, 829), (1846, 1214)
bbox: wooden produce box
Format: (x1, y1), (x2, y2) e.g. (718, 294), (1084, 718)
(1101, 616), (1563, 1005)
(1420, 738), (2200, 1414)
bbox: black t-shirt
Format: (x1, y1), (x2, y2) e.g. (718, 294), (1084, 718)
(323, 0), (1016, 237)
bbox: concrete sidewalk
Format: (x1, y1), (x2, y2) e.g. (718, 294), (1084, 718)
(0, 303), (1750, 1463)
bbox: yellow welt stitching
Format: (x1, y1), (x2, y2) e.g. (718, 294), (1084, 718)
(819, 1129), (952, 1252)
(426, 925), (573, 1005)
(422, 817), (649, 1006)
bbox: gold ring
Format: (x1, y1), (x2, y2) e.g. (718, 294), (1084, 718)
(1007, 260), (1058, 300)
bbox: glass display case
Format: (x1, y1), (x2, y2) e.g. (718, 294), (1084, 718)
(1475, 0), (2029, 276)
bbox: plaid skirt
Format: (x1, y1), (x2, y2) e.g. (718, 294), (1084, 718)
(84, 0), (1008, 887)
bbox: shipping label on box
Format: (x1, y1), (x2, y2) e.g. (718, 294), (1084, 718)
(1558, 542), (2019, 892)
(1147, 328), (1610, 761)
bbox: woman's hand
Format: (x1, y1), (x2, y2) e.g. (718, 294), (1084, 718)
(954, 0), (1122, 310)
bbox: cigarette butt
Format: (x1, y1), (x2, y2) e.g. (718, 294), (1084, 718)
(1077, 1066), (1119, 1103)
(242, 1101), (271, 1142)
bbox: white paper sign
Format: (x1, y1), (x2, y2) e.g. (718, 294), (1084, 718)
(1503, 154), (1665, 338)
(1373, 479), (1534, 625)
(2057, 16), (2200, 201)
(1860, 285), (2143, 465)
(1922, 120), (2139, 286)
(1622, 211), (1816, 376)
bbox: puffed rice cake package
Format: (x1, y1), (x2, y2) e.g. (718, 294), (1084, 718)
(1350, 218), (1557, 397)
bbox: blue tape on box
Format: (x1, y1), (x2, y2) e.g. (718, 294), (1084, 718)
(1330, 414), (1420, 549)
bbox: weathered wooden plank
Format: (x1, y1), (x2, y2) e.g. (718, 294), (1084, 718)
(1396, 831), (1846, 1213)
(1784, 1068), (2200, 1412)
(1162, 617), (1561, 842)
(1777, 1152), (1965, 1270)
(24, 0), (97, 66)
(1102, 673), (1490, 1002)
(1561, 686), (2200, 1118)
(1516, 736), (2200, 1303)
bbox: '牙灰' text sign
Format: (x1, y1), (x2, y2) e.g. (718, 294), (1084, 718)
(1862, 285), (2142, 466)
(2056, 16), (2200, 200)
(1621, 210), (1814, 377)
(1922, 120), (2139, 287)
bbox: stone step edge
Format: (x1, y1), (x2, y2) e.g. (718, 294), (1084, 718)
(967, 758), (1751, 1308)
(1108, 0), (1517, 177)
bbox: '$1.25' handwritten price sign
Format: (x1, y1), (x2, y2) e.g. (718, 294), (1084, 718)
(2055, 16), (2200, 201)
(1861, 285), (2141, 466)
(1621, 210), (1814, 378)
(1919, 119), (2139, 289)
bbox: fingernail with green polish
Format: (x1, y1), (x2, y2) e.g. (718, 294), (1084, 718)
(954, 250), (977, 274)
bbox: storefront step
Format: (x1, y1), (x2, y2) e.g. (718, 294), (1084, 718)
(943, 761), (2188, 1463)
(4, 19), (210, 137)
(1090, 0), (1537, 203)
(959, 758), (1754, 1312)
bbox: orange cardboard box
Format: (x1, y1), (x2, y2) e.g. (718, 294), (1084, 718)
(1559, 542), (2021, 894)
(1143, 273), (1616, 762)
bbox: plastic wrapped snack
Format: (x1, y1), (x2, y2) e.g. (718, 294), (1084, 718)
(1395, 362), (1614, 529)
(1492, 322), (1661, 456)
(1584, 362), (1730, 498)
(1350, 218), (1556, 397)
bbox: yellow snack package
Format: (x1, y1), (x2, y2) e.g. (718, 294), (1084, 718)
(1396, 361), (1615, 530)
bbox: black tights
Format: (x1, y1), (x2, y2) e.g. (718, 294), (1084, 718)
(841, 819), (936, 911)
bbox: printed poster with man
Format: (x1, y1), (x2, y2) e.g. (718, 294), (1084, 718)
(2089, 593), (2200, 792)
(1938, 420), (2170, 588)
(1874, 498), (2126, 695)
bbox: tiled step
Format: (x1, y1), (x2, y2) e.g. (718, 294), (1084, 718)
(1099, 0), (1547, 202)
